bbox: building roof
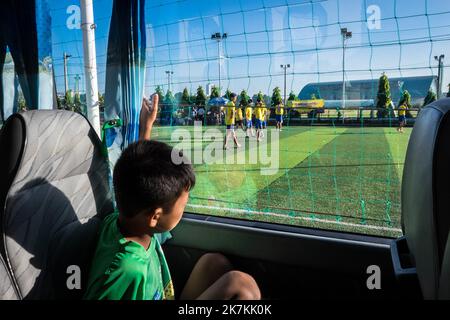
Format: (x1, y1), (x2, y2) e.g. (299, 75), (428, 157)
(299, 76), (437, 106)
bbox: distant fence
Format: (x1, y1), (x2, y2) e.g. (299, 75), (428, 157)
(151, 103), (421, 128)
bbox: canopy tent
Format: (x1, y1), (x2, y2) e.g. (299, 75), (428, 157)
(208, 97), (230, 107)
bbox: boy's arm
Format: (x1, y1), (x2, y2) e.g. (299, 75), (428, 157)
(94, 252), (146, 300)
(139, 94), (159, 141)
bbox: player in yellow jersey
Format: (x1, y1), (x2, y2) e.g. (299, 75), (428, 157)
(397, 102), (408, 133)
(275, 103), (284, 131)
(235, 101), (245, 132)
(223, 93), (241, 149)
(255, 98), (265, 142)
(262, 104), (268, 129)
(245, 99), (255, 138)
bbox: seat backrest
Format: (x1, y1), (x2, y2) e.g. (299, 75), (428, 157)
(0, 110), (114, 299)
(402, 99), (450, 299)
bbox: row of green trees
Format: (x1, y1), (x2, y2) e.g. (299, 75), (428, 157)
(55, 90), (93, 114)
(155, 85), (288, 109)
(376, 72), (440, 118)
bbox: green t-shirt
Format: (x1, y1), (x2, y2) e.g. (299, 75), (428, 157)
(83, 212), (175, 300)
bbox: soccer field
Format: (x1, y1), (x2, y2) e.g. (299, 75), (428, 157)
(153, 125), (411, 238)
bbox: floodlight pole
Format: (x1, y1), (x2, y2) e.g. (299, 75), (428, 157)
(166, 71), (174, 92)
(212, 32), (227, 95)
(74, 74), (81, 95)
(63, 52), (72, 94)
(80, 0), (101, 137)
(435, 54), (445, 98)
(281, 64), (291, 106)
(341, 28), (352, 123)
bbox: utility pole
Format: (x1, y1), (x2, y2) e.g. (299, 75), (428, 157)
(80, 0), (101, 137)
(211, 32), (227, 95)
(435, 54), (445, 98)
(280, 64), (291, 106)
(165, 71), (174, 92)
(63, 52), (72, 94)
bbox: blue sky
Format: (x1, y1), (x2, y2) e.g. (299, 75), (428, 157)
(49, 0), (450, 97)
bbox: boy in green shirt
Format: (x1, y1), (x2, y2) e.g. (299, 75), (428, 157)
(84, 94), (260, 300)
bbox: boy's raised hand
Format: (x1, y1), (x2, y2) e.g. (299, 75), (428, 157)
(139, 94), (159, 141)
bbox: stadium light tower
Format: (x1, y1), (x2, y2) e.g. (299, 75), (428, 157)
(211, 32), (228, 95)
(280, 64), (291, 106)
(165, 70), (174, 92)
(434, 54), (445, 98)
(341, 28), (352, 111)
(63, 52), (72, 94)
(74, 74), (81, 95)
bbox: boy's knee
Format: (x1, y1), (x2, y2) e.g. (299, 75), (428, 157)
(199, 253), (233, 273)
(225, 271), (261, 300)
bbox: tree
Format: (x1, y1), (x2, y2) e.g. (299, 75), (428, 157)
(74, 92), (83, 114)
(288, 91), (300, 118)
(256, 91), (265, 103)
(210, 86), (220, 99)
(399, 90), (413, 118)
(98, 93), (105, 112)
(398, 90), (412, 108)
(162, 90), (176, 125)
(181, 88), (191, 104)
(195, 86), (207, 107)
(376, 73), (391, 118)
(178, 88), (191, 118)
(174, 92), (183, 102)
(164, 90), (175, 105)
(155, 85), (164, 101)
(224, 89), (232, 100)
(65, 90), (74, 110)
(423, 90), (437, 107)
(263, 94), (271, 106)
(18, 92), (27, 112)
(238, 90), (250, 107)
(56, 95), (63, 110)
(271, 87), (283, 106)
(288, 91), (298, 101)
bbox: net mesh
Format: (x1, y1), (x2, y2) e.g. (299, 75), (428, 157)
(49, 0), (450, 237)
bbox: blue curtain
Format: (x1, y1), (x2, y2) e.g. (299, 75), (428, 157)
(0, 0), (53, 122)
(103, 1), (171, 243)
(104, 0), (146, 156)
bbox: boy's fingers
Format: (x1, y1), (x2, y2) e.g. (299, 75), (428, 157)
(142, 98), (150, 112)
(151, 94), (159, 115)
(152, 93), (159, 107)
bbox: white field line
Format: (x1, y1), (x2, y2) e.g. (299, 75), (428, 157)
(186, 204), (402, 234)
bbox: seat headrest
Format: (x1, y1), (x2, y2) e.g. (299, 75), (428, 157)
(0, 110), (114, 299)
(402, 98), (450, 299)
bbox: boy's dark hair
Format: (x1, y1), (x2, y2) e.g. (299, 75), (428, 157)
(248, 99), (253, 104)
(230, 93), (237, 99)
(113, 140), (195, 218)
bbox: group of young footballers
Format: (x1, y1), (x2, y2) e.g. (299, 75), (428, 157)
(223, 93), (285, 149)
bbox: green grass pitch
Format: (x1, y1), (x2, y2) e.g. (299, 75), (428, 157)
(153, 125), (411, 238)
